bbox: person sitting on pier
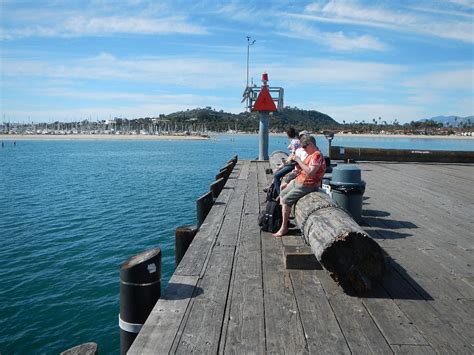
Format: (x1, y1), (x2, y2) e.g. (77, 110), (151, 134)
(273, 135), (326, 238)
(264, 127), (301, 195)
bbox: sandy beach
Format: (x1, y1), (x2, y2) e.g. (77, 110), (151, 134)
(0, 134), (209, 141)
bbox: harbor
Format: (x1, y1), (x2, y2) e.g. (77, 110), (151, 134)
(128, 159), (473, 354)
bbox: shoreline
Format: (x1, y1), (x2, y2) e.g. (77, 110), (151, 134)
(0, 134), (209, 141)
(1, 133), (472, 141)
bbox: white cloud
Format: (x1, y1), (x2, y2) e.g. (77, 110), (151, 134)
(279, 21), (387, 51)
(298, 0), (474, 43)
(263, 59), (405, 85)
(403, 68), (474, 91)
(1, 53), (243, 88)
(0, 15), (207, 40)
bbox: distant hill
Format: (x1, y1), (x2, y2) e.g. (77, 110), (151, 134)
(419, 115), (473, 127)
(163, 107), (339, 132)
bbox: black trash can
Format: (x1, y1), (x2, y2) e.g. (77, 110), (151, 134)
(329, 165), (366, 223)
(321, 172), (332, 195)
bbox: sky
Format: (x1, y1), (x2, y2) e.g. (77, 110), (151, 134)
(0, 0), (473, 124)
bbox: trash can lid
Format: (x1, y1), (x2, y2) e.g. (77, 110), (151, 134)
(330, 164), (365, 186)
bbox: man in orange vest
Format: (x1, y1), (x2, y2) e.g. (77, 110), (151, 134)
(272, 135), (326, 238)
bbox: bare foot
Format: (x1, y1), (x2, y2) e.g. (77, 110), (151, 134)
(272, 229), (288, 238)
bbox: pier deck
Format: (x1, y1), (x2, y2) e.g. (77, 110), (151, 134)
(129, 160), (473, 354)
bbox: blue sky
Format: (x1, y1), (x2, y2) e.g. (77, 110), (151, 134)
(1, 0), (473, 123)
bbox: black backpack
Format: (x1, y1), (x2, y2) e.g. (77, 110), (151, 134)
(258, 183), (282, 233)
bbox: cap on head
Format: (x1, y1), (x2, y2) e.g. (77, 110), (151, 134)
(299, 130), (309, 137)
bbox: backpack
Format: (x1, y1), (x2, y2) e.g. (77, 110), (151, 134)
(258, 200), (282, 233)
(265, 182), (278, 202)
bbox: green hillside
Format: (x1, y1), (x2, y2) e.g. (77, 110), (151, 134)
(163, 107), (339, 132)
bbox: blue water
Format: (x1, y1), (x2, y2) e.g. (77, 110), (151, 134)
(0, 135), (472, 354)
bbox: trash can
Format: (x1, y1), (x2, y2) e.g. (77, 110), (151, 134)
(329, 165), (365, 223)
(321, 173), (332, 196)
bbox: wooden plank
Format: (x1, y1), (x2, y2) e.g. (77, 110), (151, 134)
(128, 275), (199, 354)
(217, 178), (247, 247)
(175, 246), (235, 353)
(290, 270), (351, 354)
(222, 214), (265, 353)
(238, 161), (250, 180)
(391, 345), (435, 354)
(362, 285), (429, 346)
(316, 270), (393, 354)
(174, 163), (241, 277)
(257, 162), (308, 353)
(382, 262), (472, 354)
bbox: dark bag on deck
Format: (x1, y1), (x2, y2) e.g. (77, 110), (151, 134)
(258, 182), (282, 233)
(258, 200), (282, 233)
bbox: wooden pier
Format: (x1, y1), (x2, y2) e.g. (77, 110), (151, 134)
(129, 160), (473, 354)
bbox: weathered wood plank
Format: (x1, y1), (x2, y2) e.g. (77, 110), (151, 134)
(316, 270), (393, 354)
(174, 246), (235, 353)
(174, 162), (242, 277)
(217, 178), (247, 247)
(391, 344), (435, 354)
(257, 162), (308, 353)
(382, 261), (473, 354)
(128, 275), (200, 354)
(289, 270), (351, 354)
(362, 285), (429, 346)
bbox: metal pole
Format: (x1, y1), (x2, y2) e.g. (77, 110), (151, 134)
(259, 112), (269, 160)
(246, 36), (255, 111)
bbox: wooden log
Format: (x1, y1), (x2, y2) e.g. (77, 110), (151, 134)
(210, 177), (225, 199)
(61, 343), (98, 355)
(175, 225), (199, 266)
(295, 192), (385, 293)
(196, 191), (214, 227)
(269, 150), (289, 173)
(331, 146), (474, 163)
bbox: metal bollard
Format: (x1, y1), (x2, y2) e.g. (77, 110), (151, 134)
(119, 248), (161, 355)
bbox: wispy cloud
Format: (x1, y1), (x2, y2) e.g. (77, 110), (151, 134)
(296, 0), (474, 43)
(402, 68), (474, 91)
(263, 59), (405, 85)
(1, 15), (207, 40)
(1, 53), (242, 88)
(278, 20), (387, 51)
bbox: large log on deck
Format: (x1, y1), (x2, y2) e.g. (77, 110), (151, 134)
(295, 192), (385, 292)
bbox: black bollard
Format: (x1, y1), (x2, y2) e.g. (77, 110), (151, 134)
(175, 225), (199, 266)
(210, 177), (225, 199)
(196, 191), (214, 227)
(119, 248), (161, 355)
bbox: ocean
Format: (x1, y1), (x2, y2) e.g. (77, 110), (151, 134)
(0, 134), (473, 354)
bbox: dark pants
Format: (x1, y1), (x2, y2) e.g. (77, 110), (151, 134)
(273, 164), (295, 195)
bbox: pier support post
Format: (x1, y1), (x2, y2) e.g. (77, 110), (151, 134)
(210, 177), (225, 199)
(175, 225), (199, 266)
(119, 248), (161, 355)
(196, 191), (214, 227)
(258, 112), (269, 161)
